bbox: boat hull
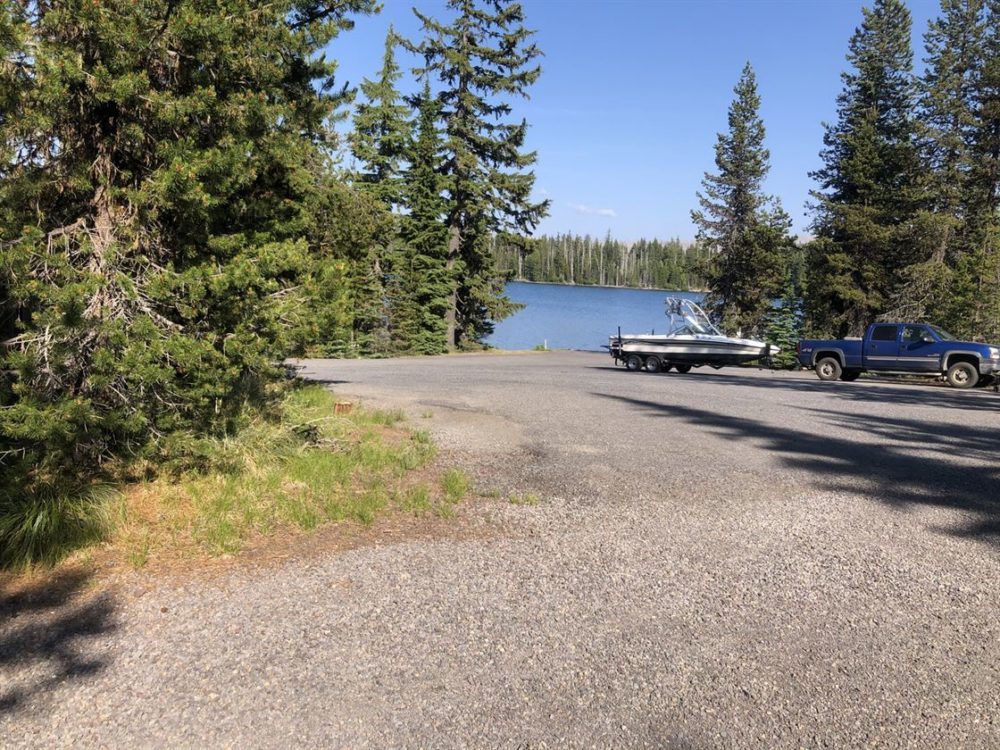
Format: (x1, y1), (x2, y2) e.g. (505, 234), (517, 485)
(610, 334), (775, 366)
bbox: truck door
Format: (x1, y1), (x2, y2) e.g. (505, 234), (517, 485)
(866, 324), (899, 367)
(897, 325), (940, 372)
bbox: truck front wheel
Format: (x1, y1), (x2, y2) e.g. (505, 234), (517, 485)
(946, 361), (979, 389)
(816, 357), (842, 382)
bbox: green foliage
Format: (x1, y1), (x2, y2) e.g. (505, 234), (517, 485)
(116, 386), (437, 564)
(0, 1), (376, 483)
(806, 0), (922, 336)
(764, 277), (803, 369)
(392, 81), (452, 354)
(806, 0), (1000, 343)
(409, 0), (549, 349)
(351, 26), (411, 209)
(440, 468), (470, 503)
(691, 63), (794, 334)
(0, 483), (118, 570)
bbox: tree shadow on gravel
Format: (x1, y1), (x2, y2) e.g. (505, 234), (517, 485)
(596, 393), (1000, 544)
(0, 569), (116, 715)
(590, 365), (1000, 414)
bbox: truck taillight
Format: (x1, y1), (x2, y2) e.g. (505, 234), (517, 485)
(796, 340), (801, 354)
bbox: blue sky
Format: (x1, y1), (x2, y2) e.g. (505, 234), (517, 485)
(331, 0), (940, 242)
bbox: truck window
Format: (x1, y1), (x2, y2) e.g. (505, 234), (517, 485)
(901, 325), (927, 343)
(871, 325), (898, 341)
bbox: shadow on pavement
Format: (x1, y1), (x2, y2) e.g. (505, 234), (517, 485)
(590, 365), (1000, 413)
(596, 393), (1000, 544)
(0, 569), (116, 715)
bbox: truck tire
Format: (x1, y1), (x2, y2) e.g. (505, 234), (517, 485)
(946, 361), (979, 389)
(644, 356), (662, 373)
(674, 364), (692, 374)
(625, 354), (643, 371)
(816, 357), (842, 382)
(840, 370), (861, 382)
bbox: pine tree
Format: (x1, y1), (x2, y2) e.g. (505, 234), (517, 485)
(350, 26), (411, 209)
(393, 81), (452, 354)
(957, 0), (1000, 340)
(807, 0), (921, 337)
(0, 1), (375, 488)
(691, 62), (792, 335)
(409, 0), (549, 349)
(764, 274), (804, 369)
(885, 0), (987, 327)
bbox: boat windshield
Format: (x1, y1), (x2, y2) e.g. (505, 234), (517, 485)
(664, 298), (723, 337)
(927, 324), (955, 340)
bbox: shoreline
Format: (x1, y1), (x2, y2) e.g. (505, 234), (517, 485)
(506, 278), (707, 294)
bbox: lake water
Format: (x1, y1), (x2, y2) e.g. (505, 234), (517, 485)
(486, 281), (703, 352)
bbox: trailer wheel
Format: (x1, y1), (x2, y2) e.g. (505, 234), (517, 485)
(674, 364), (692, 374)
(840, 370), (861, 382)
(816, 357), (842, 381)
(644, 356), (662, 373)
(662, 363), (675, 373)
(625, 354), (643, 371)
(946, 361), (978, 389)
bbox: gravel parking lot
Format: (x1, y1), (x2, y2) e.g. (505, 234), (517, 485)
(4, 351), (1000, 748)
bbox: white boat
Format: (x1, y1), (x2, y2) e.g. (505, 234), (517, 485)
(608, 298), (778, 372)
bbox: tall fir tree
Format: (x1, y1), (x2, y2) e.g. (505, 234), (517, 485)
(350, 26), (411, 209)
(957, 0), (1000, 340)
(807, 0), (922, 337)
(886, 0), (987, 325)
(410, 0), (549, 349)
(394, 81), (451, 354)
(0, 1), (375, 489)
(691, 62), (792, 334)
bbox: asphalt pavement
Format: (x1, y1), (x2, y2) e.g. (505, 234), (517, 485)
(3, 351), (1000, 748)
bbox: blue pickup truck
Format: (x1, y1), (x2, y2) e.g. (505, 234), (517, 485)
(797, 323), (1000, 388)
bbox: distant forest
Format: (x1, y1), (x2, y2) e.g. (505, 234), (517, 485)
(493, 233), (713, 291)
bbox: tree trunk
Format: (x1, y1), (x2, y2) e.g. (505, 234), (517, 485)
(444, 223), (461, 350)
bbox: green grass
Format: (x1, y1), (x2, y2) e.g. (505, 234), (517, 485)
(509, 492), (540, 506)
(0, 484), (118, 569)
(440, 469), (470, 503)
(121, 387), (437, 562)
(1, 385), (448, 570)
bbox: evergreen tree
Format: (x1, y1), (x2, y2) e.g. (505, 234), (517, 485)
(410, 0), (549, 349)
(691, 62), (792, 334)
(886, 0), (987, 326)
(0, 1), (375, 489)
(395, 82), (452, 354)
(764, 274), (804, 369)
(807, 0), (921, 336)
(957, 0), (1000, 340)
(350, 26), (411, 209)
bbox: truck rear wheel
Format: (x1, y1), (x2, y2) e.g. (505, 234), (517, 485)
(644, 356), (662, 373)
(816, 357), (842, 381)
(625, 354), (643, 371)
(946, 361), (978, 389)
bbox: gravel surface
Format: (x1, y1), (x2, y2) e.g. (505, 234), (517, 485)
(4, 351), (1000, 748)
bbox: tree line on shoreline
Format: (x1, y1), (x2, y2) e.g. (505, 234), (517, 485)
(492, 233), (713, 291)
